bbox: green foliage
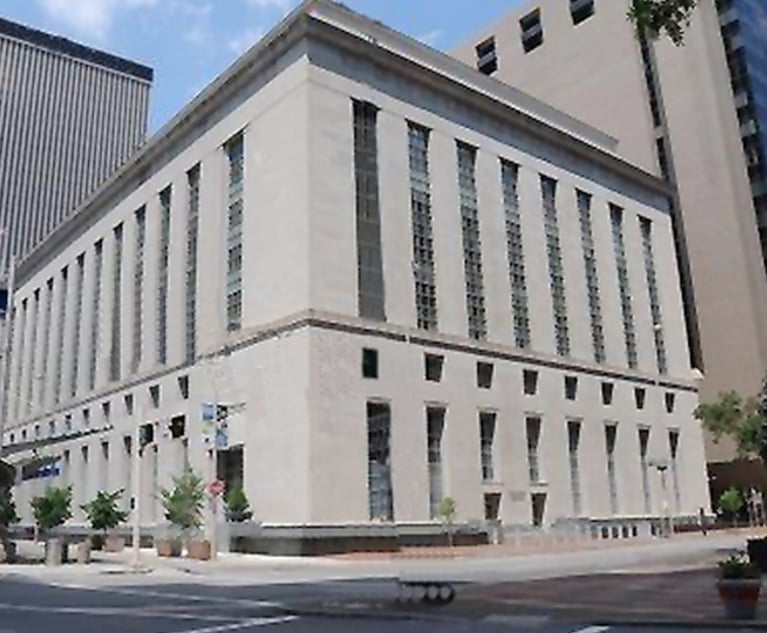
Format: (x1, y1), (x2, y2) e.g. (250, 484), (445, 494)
(695, 390), (767, 463)
(718, 554), (761, 580)
(31, 486), (72, 532)
(224, 485), (250, 514)
(437, 497), (457, 547)
(160, 470), (205, 535)
(81, 490), (128, 534)
(627, 0), (699, 45)
(0, 488), (18, 528)
(719, 487), (744, 518)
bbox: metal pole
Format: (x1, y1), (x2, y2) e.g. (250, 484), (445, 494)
(210, 442), (217, 561)
(131, 422), (142, 569)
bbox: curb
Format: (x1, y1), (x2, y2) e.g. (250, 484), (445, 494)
(597, 620), (767, 630)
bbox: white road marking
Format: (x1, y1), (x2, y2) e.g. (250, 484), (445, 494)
(571, 627), (611, 633)
(0, 603), (238, 623)
(482, 614), (550, 627)
(171, 616), (297, 633)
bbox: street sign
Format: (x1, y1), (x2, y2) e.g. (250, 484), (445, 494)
(208, 480), (225, 497)
(215, 421), (228, 450)
(202, 402), (216, 421)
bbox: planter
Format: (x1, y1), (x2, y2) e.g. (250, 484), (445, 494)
(187, 539), (212, 561)
(75, 540), (91, 565)
(104, 535), (125, 553)
(156, 538), (183, 558)
(44, 537), (67, 566)
(225, 510), (253, 523)
(748, 538), (767, 573)
(718, 578), (762, 620)
(89, 534), (105, 551)
(0, 538), (16, 563)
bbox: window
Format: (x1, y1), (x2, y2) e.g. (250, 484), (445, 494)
(605, 425), (619, 515)
(577, 191), (606, 363)
(101, 401), (111, 422)
(83, 408), (90, 427)
(124, 393), (134, 416)
(610, 205), (637, 369)
(480, 412), (496, 482)
(26, 289), (40, 415)
(178, 375), (190, 400)
(39, 278), (54, 407)
(571, 0), (595, 25)
(226, 134), (244, 332)
(640, 218), (667, 374)
(475, 36), (497, 75)
(669, 429), (681, 511)
(353, 101), (386, 321)
(48, 420), (55, 437)
(520, 9), (543, 53)
(427, 407), (445, 518)
(34, 424), (40, 438)
(132, 206), (145, 373)
(367, 402), (393, 521)
(665, 392), (676, 414)
(64, 414), (72, 433)
(564, 376), (578, 401)
(110, 224), (123, 382)
(634, 387), (646, 410)
(501, 160), (531, 349)
(523, 369), (538, 396)
(185, 166), (200, 363)
(362, 348), (379, 379)
(170, 415), (186, 439)
(541, 176), (570, 356)
(477, 362), (494, 389)
(457, 142), (487, 340)
(408, 123), (438, 331)
(12, 299), (27, 422)
(424, 353), (444, 382)
(71, 256), (84, 397)
(89, 242), (103, 390)
(158, 187), (171, 363)
(54, 267), (68, 404)
(526, 416), (542, 484)
(601, 382), (614, 406)
(639, 428), (651, 514)
(149, 384), (160, 409)
(568, 420), (582, 515)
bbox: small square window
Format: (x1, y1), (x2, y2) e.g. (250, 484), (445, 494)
(178, 375), (190, 400)
(665, 392), (676, 414)
(564, 376), (578, 401)
(102, 401), (111, 422)
(475, 36), (498, 75)
(523, 369), (538, 396)
(520, 9), (543, 53)
(170, 415), (186, 439)
(362, 348), (379, 379)
(635, 387), (647, 410)
(424, 353), (444, 382)
(124, 393), (134, 415)
(149, 385), (160, 409)
(571, 0), (595, 25)
(601, 382), (614, 406)
(477, 362), (494, 389)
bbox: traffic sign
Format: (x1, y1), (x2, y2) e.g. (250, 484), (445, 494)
(202, 402), (216, 421)
(208, 480), (225, 497)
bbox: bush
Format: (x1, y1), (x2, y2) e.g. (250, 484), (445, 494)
(32, 486), (72, 533)
(225, 485), (249, 514)
(160, 471), (205, 539)
(719, 487), (744, 524)
(0, 488), (18, 529)
(82, 490), (128, 535)
(719, 554), (761, 580)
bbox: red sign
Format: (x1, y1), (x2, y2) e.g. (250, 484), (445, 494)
(208, 480), (225, 498)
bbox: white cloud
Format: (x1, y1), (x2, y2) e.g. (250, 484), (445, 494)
(38, 0), (158, 39)
(228, 27), (264, 55)
(417, 29), (443, 48)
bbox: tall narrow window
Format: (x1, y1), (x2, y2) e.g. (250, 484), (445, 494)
(669, 429), (681, 511)
(526, 416), (542, 484)
(353, 101), (386, 321)
(89, 241), (103, 391)
(39, 278), (53, 407)
(427, 407), (445, 519)
(541, 176), (570, 356)
(367, 402), (393, 521)
(520, 8), (543, 52)
(475, 37), (498, 75)
(54, 268), (67, 404)
(479, 412), (496, 482)
(226, 134), (244, 332)
(501, 160), (530, 348)
(70, 255), (84, 397)
(408, 123), (438, 330)
(577, 191), (606, 363)
(640, 218), (667, 374)
(610, 205), (637, 369)
(457, 142), (487, 340)
(25, 290), (39, 415)
(639, 427), (651, 514)
(132, 207), (145, 374)
(110, 224), (123, 382)
(568, 420), (582, 516)
(185, 166), (200, 363)
(158, 187), (171, 364)
(605, 424), (619, 515)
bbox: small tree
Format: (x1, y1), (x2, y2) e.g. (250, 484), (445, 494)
(627, 0), (699, 46)
(31, 486), (72, 534)
(0, 487), (18, 530)
(224, 485), (252, 522)
(695, 390), (767, 465)
(719, 487), (744, 527)
(82, 490), (128, 537)
(438, 497), (457, 547)
(160, 471), (205, 543)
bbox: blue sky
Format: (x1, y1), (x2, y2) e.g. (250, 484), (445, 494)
(0, 0), (527, 132)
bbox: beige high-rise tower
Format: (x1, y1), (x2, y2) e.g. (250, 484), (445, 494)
(452, 0), (767, 491)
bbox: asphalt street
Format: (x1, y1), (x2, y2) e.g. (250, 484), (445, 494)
(0, 576), (756, 633)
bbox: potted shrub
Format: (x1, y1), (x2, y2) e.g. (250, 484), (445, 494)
(159, 470), (207, 559)
(224, 485), (252, 523)
(438, 497), (457, 547)
(0, 486), (19, 563)
(81, 490), (128, 552)
(717, 554), (762, 620)
(719, 487), (744, 528)
(31, 486), (72, 566)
